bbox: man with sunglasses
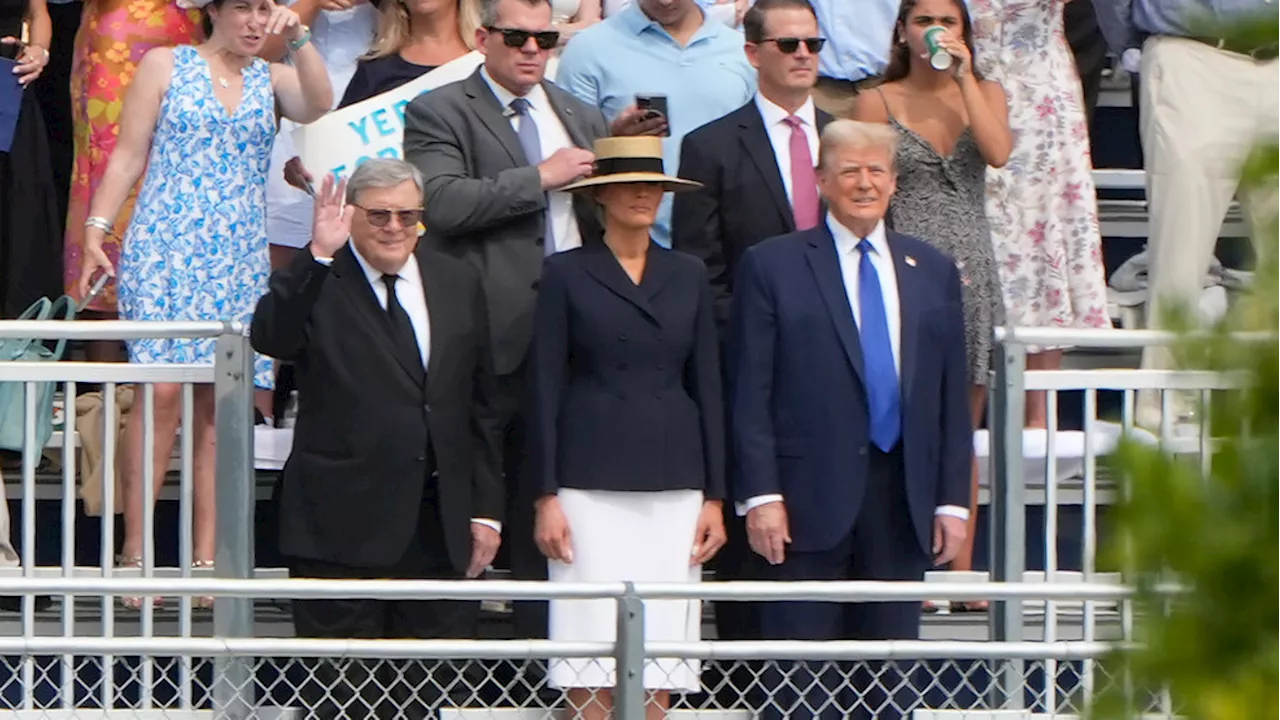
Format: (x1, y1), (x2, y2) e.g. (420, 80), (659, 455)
(402, 0), (612, 647)
(555, 0), (756, 248)
(670, 0), (829, 654)
(251, 159), (504, 719)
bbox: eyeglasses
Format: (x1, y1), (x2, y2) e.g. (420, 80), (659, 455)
(354, 205), (424, 228)
(761, 36), (827, 54)
(487, 27), (560, 50)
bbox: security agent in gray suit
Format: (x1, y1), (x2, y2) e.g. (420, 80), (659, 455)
(403, 0), (620, 643)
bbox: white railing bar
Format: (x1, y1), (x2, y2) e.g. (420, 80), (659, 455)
(994, 327), (1272, 348)
(1044, 390), (1060, 715)
(60, 379), (77, 711)
(0, 637), (1118, 661)
(0, 578), (1169, 601)
(99, 382), (117, 710)
(1083, 389), (1100, 703)
(1092, 169), (1145, 190)
(0, 362), (214, 384)
(20, 384), (37, 711)
(0, 320), (240, 340)
(140, 383), (156, 711)
(178, 382), (195, 712)
(1022, 369), (1237, 392)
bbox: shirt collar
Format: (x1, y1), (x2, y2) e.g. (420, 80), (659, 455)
(754, 93), (817, 129)
(619, 1), (720, 44)
(827, 215), (889, 259)
(479, 66), (549, 114)
(351, 241), (420, 289)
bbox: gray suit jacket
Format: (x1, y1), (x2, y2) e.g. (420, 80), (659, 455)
(404, 68), (610, 376)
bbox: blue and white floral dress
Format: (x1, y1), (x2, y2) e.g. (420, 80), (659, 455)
(119, 44), (275, 389)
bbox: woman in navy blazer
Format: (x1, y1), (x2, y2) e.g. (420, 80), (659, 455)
(528, 136), (726, 716)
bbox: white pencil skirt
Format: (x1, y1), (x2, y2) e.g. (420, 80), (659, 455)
(548, 487), (704, 692)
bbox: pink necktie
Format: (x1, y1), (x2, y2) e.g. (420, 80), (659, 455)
(783, 115), (820, 230)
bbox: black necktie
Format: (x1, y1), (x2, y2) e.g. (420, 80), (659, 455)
(382, 274), (423, 377)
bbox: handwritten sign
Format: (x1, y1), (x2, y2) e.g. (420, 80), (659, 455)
(293, 52), (560, 181)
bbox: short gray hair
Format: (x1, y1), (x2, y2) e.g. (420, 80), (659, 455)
(345, 159), (425, 205)
(478, 0), (550, 28)
(817, 119), (900, 172)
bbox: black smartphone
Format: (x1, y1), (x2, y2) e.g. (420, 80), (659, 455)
(635, 93), (670, 136)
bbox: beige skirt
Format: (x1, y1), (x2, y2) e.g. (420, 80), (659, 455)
(548, 487), (704, 691)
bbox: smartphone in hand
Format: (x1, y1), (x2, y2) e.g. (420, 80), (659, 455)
(77, 270), (111, 314)
(635, 93), (670, 137)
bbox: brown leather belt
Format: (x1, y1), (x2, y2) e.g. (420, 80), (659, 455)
(1188, 35), (1278, 61)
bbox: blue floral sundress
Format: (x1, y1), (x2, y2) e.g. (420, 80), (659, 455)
(119, 44), (274, 389)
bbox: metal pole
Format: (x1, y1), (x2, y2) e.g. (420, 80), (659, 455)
(614, 582), (646, 720)
(989, 336), (1027, 709)
(212, 327), (256, 719)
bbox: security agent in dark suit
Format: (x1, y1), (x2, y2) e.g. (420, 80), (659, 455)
(401, 0), (613, 641)
(671, 0), (830, 648)
(250, 160), (504, 720)
(729, 121), (972, 719)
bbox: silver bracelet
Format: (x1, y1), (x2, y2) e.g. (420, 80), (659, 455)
(84, 216), (114, 233)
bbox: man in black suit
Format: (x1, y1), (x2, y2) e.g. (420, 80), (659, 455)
(402, 0), (622, 641)
(671, 0), (830, 645)
(250, 159), (504, 720)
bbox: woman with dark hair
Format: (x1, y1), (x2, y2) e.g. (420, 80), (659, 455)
(75, 0), (332, 609)
(851, 0), (1010, 603)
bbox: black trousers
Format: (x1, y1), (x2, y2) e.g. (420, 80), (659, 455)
(289, 483), (478, 720)
(31, 0), (81, 232)
(757, 445), (932, 720)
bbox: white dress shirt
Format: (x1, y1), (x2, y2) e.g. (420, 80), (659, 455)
(346, 246), (503, 534)
(479, 67), (582, 253)
(741, 217), (969, 522)
(754, 93), (820, 205)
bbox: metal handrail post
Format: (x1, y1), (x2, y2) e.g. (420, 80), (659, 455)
(989, 334), (1027, 709)
(212, 326), (256, 718)
(614, 582), (646, 720)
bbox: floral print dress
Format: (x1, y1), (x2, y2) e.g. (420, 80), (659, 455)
(970, 0), (1111, 346)
(64, 0), (202, 313)
(117, 45), (274, 389)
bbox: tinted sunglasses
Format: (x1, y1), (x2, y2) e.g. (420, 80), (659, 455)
(762, 36), (827, 54)
(355, 206), (424, 228)
(487, 27), (560, 50)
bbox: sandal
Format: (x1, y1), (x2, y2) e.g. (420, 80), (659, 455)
(950, 600), (989, 613)
(116, 554), (162, 610)
(192, 560), (215, 610)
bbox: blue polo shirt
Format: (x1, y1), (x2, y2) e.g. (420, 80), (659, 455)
(556, 3), (756, 246)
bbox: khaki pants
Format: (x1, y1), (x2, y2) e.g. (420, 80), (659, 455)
(1138, 37), (1278, 386)
(0, 470), (17, 567)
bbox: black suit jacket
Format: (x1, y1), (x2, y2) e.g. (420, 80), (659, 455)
(403, 68), (611, 375)
(250, 244), (504, 572)
(528, 243), (725, 500)
(672, 100), (833, 332)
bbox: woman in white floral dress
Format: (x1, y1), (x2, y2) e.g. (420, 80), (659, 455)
(969, 0), (1111, 427)
(76, 0), (331, 606)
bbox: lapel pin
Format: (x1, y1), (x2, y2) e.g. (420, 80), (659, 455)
(905, 255), (917, 267)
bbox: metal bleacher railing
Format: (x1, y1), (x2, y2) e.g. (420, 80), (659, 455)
(0, 312), (1227, 716)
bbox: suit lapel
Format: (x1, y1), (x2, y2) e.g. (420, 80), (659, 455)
(464, 69), (527, 165)
(738, 104), (794, 232)
(581, 243), (662, 326)
(416, 246), (449, 399)
(804, 227), (865, 385)
(888, 231), (921, 403)
(332, 245), (425, 390)
(544, 82), (592, 150)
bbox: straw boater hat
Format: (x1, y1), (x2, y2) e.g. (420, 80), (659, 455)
(561, 136), (703, 193)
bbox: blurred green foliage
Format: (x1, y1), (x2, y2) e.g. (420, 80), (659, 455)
(1091, 17), (1278, 720)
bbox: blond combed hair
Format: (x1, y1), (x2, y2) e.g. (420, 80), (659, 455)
(365, 0), (482, 60)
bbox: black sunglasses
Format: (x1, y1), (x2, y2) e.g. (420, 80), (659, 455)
(762, 36), (827, 54)
(487, 27), (560, 50)
(354, 205), (423, 228)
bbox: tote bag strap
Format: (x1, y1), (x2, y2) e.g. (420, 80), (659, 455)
(45, 295), (77, 361)
(0, 297), (53, 361)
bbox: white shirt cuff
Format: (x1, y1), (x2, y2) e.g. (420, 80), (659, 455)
(312, 255), (334, 266)
(935, 505), (970, 522)
(470, 518), (502, 533)
(736, 494), (784, 517)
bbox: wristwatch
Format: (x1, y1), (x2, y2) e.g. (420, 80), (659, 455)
(287, 25), (312, 53)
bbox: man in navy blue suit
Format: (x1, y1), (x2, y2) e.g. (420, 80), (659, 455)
(729, 119), (973, 719)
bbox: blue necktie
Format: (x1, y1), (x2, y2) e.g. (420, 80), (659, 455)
(856, 239), (901, 451)
(510, 98), (556, 256)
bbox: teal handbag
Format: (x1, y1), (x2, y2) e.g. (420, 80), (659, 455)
(0, 296), (75, 453)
